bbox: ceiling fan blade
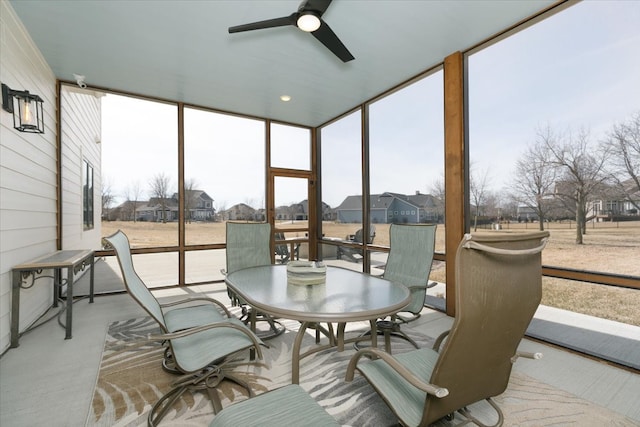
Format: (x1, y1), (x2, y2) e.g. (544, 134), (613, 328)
(311, 20), (354, 62)
(228, 14), (296, 33)
(299, 0), (332, 17)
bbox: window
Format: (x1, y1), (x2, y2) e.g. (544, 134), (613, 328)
(271, 123), (310, 170)
(467, 1), (640, 325)
(101, 94), (178, 249)
(83, 159), (94, 230)
(321, 110), (363, 242)
(184, 108), (265, 245)
(369, 70), (445, 251)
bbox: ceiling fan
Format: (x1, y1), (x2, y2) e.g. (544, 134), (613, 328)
(228, 0), (354, 63)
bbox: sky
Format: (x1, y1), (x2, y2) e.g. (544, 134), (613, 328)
(101, 1), (640, 210)
(468, 1), (640, 192)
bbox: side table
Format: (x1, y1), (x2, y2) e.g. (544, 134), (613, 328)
(11, 249), (94, 348)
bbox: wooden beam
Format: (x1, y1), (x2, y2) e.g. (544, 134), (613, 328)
(177, 103), (185, 286)
(308, 127), (318, 261)
(443, 51), (466, 316)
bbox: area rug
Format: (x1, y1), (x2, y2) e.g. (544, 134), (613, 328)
(87, 316), (638, 427)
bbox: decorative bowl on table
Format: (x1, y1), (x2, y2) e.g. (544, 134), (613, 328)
(286, 260), (327, 285)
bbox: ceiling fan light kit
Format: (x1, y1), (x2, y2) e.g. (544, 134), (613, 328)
(297, 13), (321, 32)
(228, 0), (354, 62)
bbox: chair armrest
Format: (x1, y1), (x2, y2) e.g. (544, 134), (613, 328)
(405, 281), (438, 292)
(148, 321), (264, 359)
(511, 351), (543, 363)
(345, 348), (449, 398)
(405, 283), (428, 291)
(432, 330), (450, 351)
(160, 296), (232, 317)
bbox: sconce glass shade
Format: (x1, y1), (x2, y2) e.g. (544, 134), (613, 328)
(2, 83), (45, 134)
(297, 13), (321, 32)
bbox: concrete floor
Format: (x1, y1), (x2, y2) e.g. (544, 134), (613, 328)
(1, 281), (639, 426)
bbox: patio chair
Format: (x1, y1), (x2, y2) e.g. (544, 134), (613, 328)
(223, 222), (285, 339)
(346, 231), (549, 427)
(103, 230), (264, 426)
(209, 384), (339, 426)
(274, 232), (299, 264)
(336, 225), (376, 262)
(355, 223), (437, 353)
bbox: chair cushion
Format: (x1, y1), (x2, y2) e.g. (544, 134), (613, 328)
(209, 384), (339, 427)
(170, 320), (260, 373)
(164, 304), (226, 332)
(357, 347), (439, 427)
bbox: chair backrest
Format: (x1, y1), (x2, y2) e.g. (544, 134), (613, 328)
(422, 231), (549, 425)
(225, 222), (272, 274)
(274, 232), (289, 261)
(103, 230), (167, 331)
(383, 224), (437, 314)
(353, 225), (376, 244)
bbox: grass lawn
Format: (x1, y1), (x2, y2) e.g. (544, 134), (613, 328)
(102, 220), (640, 326)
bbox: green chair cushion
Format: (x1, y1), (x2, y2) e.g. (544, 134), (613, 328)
(164, 304), (226, 332)
(357, 348), (439, 427)
(209, 384), (339, 427)
(171, 322), (259, 373)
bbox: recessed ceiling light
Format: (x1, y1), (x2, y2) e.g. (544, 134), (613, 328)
(280, 95), (291, 102)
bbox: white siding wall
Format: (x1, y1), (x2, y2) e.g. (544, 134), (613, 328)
(60, 87), (102, 249)
(0, 1), (103, 353)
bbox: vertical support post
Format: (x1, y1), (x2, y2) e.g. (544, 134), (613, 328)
(65, 266), (73, 339)
(444, 51), (466, 317)
(11, 270), (22, 348)
(177, 103), (186, 286)
(89, 253), (95, 303)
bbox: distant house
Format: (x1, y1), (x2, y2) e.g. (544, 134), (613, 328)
(271, 200), (334, 222)
(176, 190), (215, 221)
(224, 203), (261, 221)
(275, 203), (306, 221)
(300, 200), (335, 221)
(589, 179), (640, 219)
(552, 179), (640, 221)
(516, 205), (539, 222)
(105, 200), (147, 221)
(110, 190), (215, 222)
(335, 192), (442, 224)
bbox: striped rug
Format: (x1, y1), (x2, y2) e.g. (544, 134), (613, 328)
(87, 316), (637, 426)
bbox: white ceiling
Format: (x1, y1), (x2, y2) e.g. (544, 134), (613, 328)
(10, 0), (557, 127)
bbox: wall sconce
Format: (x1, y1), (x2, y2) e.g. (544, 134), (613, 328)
(2, 83), (45, 134)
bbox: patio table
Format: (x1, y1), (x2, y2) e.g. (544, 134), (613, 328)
(225, 264), (410, 383)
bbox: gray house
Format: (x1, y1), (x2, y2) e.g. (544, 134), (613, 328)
(224, 203), (261, 221)
(180, 190), (215, 221)
(336, 192), (442, 224)
(110, 190), (215, 222)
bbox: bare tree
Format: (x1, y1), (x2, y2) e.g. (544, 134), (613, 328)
(509, 140), (559, 230)
(470, 167), (491, 231)
(217, 201), (227, 221)
(603, 112), (640, 213)
(150, 173), (171, 223)
(184, 178), (198, 224)
(484, 192), (503, 222)
(127, 180), (143, 222)
(543, 126), (609, 244)
(101, 177), (114, 221)
(429, 173), (445, 222)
